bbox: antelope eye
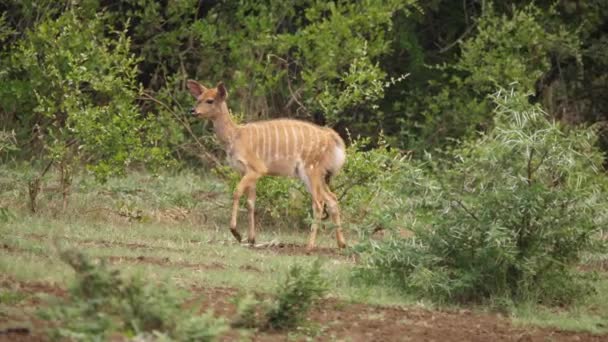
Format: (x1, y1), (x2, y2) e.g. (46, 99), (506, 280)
(205, 99), (214, 104)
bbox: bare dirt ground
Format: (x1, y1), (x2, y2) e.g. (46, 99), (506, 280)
(195, 286), (606, 342)
(250, 242), (351, 258)
(2, 258), (607, 342)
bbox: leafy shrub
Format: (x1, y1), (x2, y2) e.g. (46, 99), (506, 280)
(0, 207), (15, 223)
(40, 250), (227, 341)
(401, 3), (583, 151)
(457, 4), (580, 94)
(341, 134), (425, 232)
(0, 6), (171, 182)
(265, 259), (328, 330)
(230, 293), (264, 329)
(0, 130), (17, 158)
(230, 260), (328, 331)
(356, 89), (608, 305)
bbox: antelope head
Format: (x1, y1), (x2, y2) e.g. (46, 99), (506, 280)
(187, 80), (228, 119)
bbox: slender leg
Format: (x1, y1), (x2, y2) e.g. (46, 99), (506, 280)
(322, 187), (346, 248)
(307, 197), (324, 251)
(230, 172), (260, 243)
(306, 168), (325, 251)
(246, 185), (257, 245)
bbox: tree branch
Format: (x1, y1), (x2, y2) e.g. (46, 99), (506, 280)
(138, 92), (224, 169)
(438, 23), (476, 54)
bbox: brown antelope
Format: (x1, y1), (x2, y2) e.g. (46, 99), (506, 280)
(187, 80), (347, 250)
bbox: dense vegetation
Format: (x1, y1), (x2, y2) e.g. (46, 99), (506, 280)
(1, 0), (608, 320)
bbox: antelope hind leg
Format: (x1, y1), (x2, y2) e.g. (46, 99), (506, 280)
(322, 185), (346, 248)
(306, 198), (324, 251)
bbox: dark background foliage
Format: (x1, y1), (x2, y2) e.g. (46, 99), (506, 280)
(1, 0), (607, 166)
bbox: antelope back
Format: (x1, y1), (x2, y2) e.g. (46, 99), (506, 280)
(230, 119), (345, 178)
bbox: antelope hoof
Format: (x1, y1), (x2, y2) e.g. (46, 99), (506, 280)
(337, 241), (347, 249)
(247, 237), (255, 246)
(230, 229), (242, 242)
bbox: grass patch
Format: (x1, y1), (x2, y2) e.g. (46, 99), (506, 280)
(1, 169), (607, 336)
(512, 274), (608, 334)
(39, 250), (228, 341)
(0, 289), (27, 305)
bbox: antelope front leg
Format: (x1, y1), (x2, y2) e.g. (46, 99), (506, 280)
(229, 189), (243, 242)
(230, 172), (260, 243)
(246, 185), (257, 245)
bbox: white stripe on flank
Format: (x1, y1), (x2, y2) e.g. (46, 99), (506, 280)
(261, 123), (267, 162)
(290, 124), (298, 158)
(273, 121), (280, 160)
(282, 123), (290, 159)
(266, 123), (272, 161)
(301, 124), (310, 162)
(251, 124), (259, 158)
(308, 125), (317, 164)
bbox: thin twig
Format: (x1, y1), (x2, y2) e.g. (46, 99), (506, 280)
(438, 23), (476, 54)
(430, 165), (480, 222)
(139, 92), (224, 168)
(526, 148), (535, 186)
(268, 54), (309, 116)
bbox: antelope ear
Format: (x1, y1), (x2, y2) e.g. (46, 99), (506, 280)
(216, 82), (228, 101)
(187, 80), (207, 98)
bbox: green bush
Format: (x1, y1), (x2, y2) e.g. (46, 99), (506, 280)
(400, 3), (583, 151)
(0, 130), (17, 158)
(356, 89), (608, 305)
(40, 250), (227, 341)
(229, 260), (328, 331)
(334, 135), (417, 239)
(265, 259), (328, 330)
(3, 1), (608, 168)
(230, 293), (262, 329)
(0, 6), (171, 182)
(0, 207), (15, 223)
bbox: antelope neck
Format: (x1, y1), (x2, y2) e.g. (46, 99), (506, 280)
(211, 102), (238, 147)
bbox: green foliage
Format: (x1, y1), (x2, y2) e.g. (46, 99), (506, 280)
(40, 250), (227, 341)
(0, 130), (17, 157)
(0, 6), (170, 181)
(230, 293), (264, 329)
(0, 289), (26, 305)
(334, 134), (416, 238)
(356, 89), (608, 305)
(184, 0), (418, 129)
(317, 44), (387, 125)
(0, 207), (15, 223)
(400, 3), (584, 150)
(457, 4), (579, 94)
(229, 260), (328, 331)
(2, 0), (608, 167)
(265, 259), (328, 330)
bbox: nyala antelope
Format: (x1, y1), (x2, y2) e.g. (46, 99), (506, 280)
(187, 80), (347, 250)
